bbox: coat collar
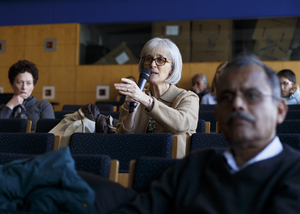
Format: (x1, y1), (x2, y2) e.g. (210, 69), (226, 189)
(146, 84), (185, 103)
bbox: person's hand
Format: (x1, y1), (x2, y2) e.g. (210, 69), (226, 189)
(192, 85), (201, 94)
(114, 78), (146, 106)
(6, 95), (24, 110)
(291, 84), (300, 94)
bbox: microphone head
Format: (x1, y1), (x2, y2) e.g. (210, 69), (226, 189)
(140, 68), (151, 81)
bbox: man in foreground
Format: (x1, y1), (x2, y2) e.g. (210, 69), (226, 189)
(112, 55), (300, 213)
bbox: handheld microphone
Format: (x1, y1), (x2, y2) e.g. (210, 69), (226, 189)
(129, 68), (151, 113)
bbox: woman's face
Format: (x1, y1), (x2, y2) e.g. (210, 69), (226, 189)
(11, 72), (34, 99)
(143, 51), (173, 85)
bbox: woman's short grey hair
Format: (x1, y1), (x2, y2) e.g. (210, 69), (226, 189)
(221, 54), (281, 100)
(138, 37), (182, 84)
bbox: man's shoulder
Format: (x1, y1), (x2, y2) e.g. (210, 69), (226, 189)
(281, 144), (300, 161)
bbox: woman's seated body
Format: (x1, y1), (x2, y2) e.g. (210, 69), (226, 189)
(0, 60), (55, 131)
(114, 38), (199, 158)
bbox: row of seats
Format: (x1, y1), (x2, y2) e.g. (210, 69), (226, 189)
(1, 132), (300, 169)
(62, 104), (117, 112)
(54, 110), (120, 119)
(1, 117), (299, 136)
(0, 152), (118, 182)
(200, 109), (300, 133)
(199, 104), (300, 111)
(1, 132), (300, 190)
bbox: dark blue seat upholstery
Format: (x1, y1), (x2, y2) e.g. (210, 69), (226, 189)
(0, 133), (55, 154)
(0, 210), (55, 214)
(0, 153), (35, 165)
(285, 110), (300, 120)
(95, 101), (123, 111)
(35, 119), (61, 133)
(196, 119), (206, 133)
(0, 119), (28, 133)
(278, 134), (300, 150)
(0, 93), (14, 105)
(72, 154), (111, 178)
(62, 105), (83, 111)
(69, 133), (173, 173)
(276, 120), (300, 134)
(130, 157), (180, 193)
(0, 152), (112, 178)
(54, 111), (74, 119)
(199, 104), (215, 111)
(55, 110), (119, 120)
(189, 133), (229, 154)
(95, 104), (114, 111)
(199, 111), (217, 132)
(287, 105), (300, 111)
(62, 104), (114, 112)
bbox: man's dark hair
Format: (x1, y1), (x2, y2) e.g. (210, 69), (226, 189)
(8, 60), (39, 85)
(277, 69), (296, 84)
(220, 54), (281, 100)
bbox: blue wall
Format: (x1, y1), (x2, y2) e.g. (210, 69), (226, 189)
(0, 0), (300, 26)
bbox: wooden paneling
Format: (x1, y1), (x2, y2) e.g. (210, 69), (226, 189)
(24, 46), (51, 66)
(50, 23), (78, 45)
(0, 26), (25, 46)
(32, 66), (50, 93)
(49, 66), (76, 92)
(264, 61), (284, 72)
(35, 66), (76, 93)
(188, 62), (220, 88)
(76, 65), (105, 92)
(281, 61), (300, 79)
(75, 92), (97, 105)
(0, 67), (11, 92)
(25, 24), (51, 46)
(177, 63), (191, 89)
(50, 45), (77, 66)
(1, 23), (300, 109)
(0, 46), (25, 67)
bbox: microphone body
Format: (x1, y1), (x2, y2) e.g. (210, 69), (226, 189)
(129, 68), (151, 113)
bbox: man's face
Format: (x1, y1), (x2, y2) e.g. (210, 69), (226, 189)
(215, 64), (286, 148)
(279, 76), (294, 98)
(192, 76), (207, 93)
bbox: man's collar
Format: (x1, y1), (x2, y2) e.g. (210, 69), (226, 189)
(223, 136), (283, 173)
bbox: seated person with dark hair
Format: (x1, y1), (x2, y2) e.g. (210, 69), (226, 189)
(0, 60), (55, 131)
(191, 73), (209, 103)
(107, 55), (300, 214)
(277, 69), (300, 104)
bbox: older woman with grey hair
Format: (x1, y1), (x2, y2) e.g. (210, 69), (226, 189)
(114, 37), (199, 158)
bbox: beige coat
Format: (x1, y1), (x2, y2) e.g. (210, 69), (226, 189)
(116, 84), (199, 158)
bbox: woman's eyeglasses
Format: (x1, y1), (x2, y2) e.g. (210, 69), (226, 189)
(142, 56), (172, 66)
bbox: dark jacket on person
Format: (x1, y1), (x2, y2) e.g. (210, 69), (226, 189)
(113, 145), (300, 214)
(0, 147), (95, 214)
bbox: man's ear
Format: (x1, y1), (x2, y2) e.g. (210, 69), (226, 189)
(276, 99), (288, 125)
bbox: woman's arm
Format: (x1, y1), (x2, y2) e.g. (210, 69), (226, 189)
(0, 105), (13, 118)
